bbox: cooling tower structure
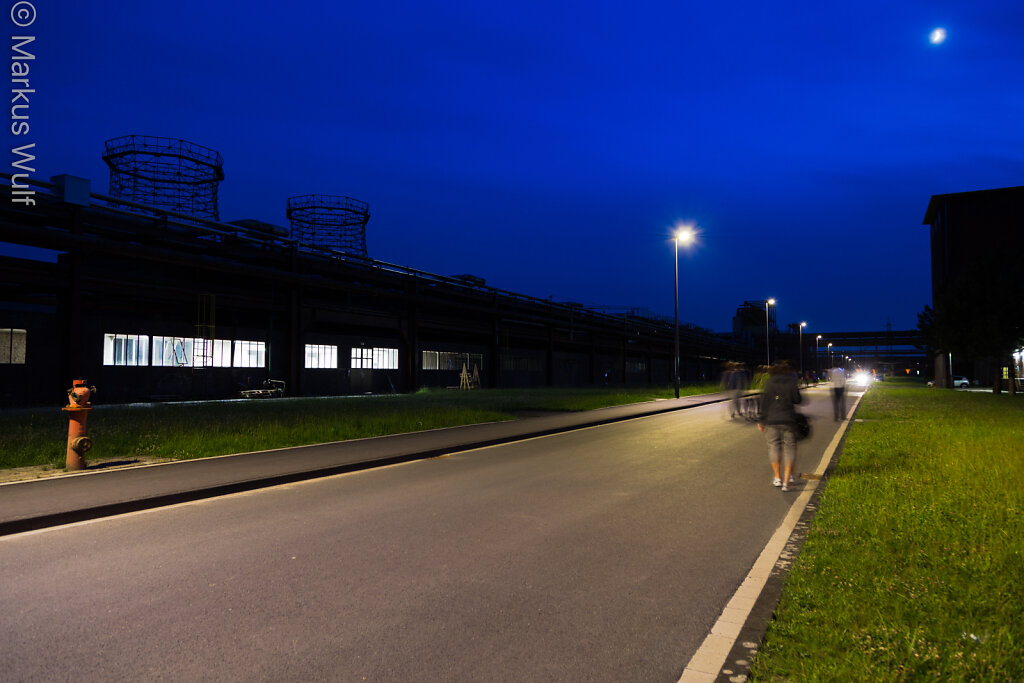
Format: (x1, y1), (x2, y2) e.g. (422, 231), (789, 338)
(102, 135), (225, 221)
(287, 194), (370, 258)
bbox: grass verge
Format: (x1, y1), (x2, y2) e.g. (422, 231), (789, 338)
(0, 384), (718, 470)
(750, 379), (1024, 681)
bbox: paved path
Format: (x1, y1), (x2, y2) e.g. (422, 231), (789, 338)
(0, 392), (730, 535)
(1, 387), (859, 682)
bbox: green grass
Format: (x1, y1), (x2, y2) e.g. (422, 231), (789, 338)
(0, 383), (718, 470)
(750, 379), (1024, 681)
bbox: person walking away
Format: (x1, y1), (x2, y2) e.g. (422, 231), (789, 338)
(829, 366), (847, 421)
(758, 361), (803, 491)
(722, 362), (748, 418)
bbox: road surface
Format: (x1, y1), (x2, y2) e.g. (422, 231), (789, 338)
(1, 388), (848, 682)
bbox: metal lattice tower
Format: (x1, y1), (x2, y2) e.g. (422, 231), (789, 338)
(102, 135), (225, 220)
(287, 194), (370, 257)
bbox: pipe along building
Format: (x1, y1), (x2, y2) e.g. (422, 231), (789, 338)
(0, 137), (753, 406)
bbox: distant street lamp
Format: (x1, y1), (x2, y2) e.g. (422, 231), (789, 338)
(816, 335), (822, 378)
(828, 342), (833, 367)
(765, 298), (776, 365)
(673, 225), (695, 398)
(799, 322), (807, 375)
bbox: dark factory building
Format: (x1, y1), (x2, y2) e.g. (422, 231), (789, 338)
(0, 173), (752, 407)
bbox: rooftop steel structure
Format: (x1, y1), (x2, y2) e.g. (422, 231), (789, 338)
(287, 194), (370, 257)
(102, 135), (225, 221)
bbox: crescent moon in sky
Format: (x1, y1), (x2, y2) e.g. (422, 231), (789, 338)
(930, 28), (947, 44)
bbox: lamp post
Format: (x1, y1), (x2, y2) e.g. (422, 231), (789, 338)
(673, 225), (695, 398)
(799, 322), (807, 376)
(828, 342), (833, 367)
(765, 298), (776, 365)
(816, 335), (822, 379)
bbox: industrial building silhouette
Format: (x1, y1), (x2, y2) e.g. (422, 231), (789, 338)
(0, 136), (927, 406)
(0, 136), (753, 405)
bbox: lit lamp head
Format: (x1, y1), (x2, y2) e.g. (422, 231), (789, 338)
(675, 225), (695, 246)
(767, 298), (776, 306)
(800, 322), (807, 328)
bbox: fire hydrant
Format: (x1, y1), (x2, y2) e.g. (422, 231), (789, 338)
(62, 379), (96, 470)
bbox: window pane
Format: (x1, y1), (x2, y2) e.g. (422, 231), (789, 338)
(0, 328), (27, 364)
(233, 340), (266, 368)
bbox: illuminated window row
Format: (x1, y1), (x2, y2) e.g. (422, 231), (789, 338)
(101, 335), (400, 371)
(351, 347), (398, 370)
(422, 351), (483, 371)
(103, 334), (265, 368)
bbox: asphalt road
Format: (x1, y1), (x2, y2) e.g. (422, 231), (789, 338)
(1, 388), (847, 682)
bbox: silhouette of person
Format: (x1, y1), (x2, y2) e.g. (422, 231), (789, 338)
(757, 361), (803, 491)
(829, 366), (847, 421)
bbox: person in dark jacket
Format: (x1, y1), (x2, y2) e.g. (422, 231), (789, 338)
(758, 361), (803, 491)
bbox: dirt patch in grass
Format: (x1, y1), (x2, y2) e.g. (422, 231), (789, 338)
(0, 456), (175, 484)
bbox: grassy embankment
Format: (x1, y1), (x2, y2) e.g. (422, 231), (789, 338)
(0, 384), (719, 470)
(750, 379), (1024, 681)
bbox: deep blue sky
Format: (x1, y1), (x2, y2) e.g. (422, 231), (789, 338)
(10, 1), (1024, 333)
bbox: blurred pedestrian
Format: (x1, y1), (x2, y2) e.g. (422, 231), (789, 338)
(722, 362), (748, 418)
(758, 361), (803, 491)
(829, 365), (847, 421)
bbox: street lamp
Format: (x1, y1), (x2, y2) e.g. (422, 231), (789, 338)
(765, 298), (776, 365)
(673, 225), (695, 398)
(799, 322), (807, 375)
(816, 335), (822, 378)
(828, 342), (833, 367)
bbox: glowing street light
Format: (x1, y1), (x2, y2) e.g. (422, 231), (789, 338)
(799, 322), (807, 376)
(828, 342), (833, 367)
(816, 335), (822, 377)
(765, 298), (776, 365)
(673, 225), (696, 398)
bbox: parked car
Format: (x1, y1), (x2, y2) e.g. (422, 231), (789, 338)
(953, 376), (971, 388)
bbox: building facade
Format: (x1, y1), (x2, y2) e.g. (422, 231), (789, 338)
(0, 174), (753, 407)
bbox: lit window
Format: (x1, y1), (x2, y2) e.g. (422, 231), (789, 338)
(193, 338), (232, 368)
(103, 333), (150, 366)
(305, 344), (338, 369)
(373, 347), (397, 370)
(152, 337), (231, 367)
(422, 351), (482, 372)
(234, 340), (266, 368)
(0, 328), (27, 364)
(153, 336), (190, 367)
(351, 347), (397, 369)
(351, 347), (372, 369)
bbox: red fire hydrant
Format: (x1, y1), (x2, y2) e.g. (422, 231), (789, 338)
(62, 379), (96, 471)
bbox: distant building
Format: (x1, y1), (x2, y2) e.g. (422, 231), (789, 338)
(0, 174), (753, 406)
(922, 184), (1024, 389)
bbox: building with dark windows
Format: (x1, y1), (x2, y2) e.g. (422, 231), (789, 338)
(922, 184), (1024, 389)
(0, 173), (754, 407)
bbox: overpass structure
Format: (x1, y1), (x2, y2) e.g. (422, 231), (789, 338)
(808, 329), (926, 376)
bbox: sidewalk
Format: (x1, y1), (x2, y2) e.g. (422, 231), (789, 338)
(0, 392), (730, 536)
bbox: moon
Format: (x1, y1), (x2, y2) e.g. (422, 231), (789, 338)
(930, 27), (947, 44)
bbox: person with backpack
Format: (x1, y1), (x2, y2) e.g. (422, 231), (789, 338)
(758, 361), (804, 491)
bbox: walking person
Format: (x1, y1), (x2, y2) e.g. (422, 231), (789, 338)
(758, 361), (803, 491)
(722, 362), (748, 418)
(829, 365), (847, 421)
